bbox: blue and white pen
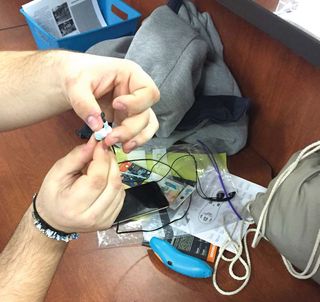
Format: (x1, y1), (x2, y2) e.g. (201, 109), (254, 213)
(150, 237), (213, 278)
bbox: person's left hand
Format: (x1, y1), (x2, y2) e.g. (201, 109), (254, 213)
(36, 136), (125, 233)
(59, 52), (160, 153)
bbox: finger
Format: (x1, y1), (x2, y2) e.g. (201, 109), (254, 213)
(86, 154), (123, 216)
(113, 65), (160, 115)
(104, 110), (150, 146)
(80, 189), (124, 232)
(86, 184), (125, 231)
(75, 188), (124, 232)
(86, 133), (99, 150)
(113, 86), (160, 116)
(113, 87), (159, 116)
(67, 77), (103, 131)
(99, 189), (125, 230)
(122, 109), (159, 153)
(98, 94), (114, 122)
(53, 135), (97, 178)
(71, 143), (112, 203)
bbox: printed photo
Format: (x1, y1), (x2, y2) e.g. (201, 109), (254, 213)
(58, 19), (77, 36)
(52, 2), (72, 23)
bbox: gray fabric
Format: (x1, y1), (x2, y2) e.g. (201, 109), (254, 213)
(250, 150), (320, 284)
(89, 5), (208, 138)
(178, 1), (241, 96)
(88, 35), (133, 58)
(126, 6), (208, 137)
(146, 115), (248, 155)
(182, 114), (247, 153)
(87, 0), (247, 155)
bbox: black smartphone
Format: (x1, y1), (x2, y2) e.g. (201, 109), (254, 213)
(114, 181), (169, 224)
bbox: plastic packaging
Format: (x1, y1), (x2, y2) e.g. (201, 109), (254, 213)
(97, 220), (144, 248)
(97, 142), (243, 249)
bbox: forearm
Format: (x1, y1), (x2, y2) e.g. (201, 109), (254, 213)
(0, 51), (71, 131)
(0, 206), (67, 302)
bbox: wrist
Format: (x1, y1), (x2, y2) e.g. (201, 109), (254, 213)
(0, 206), (67, 301)
(25, 206), (67, 249)
(32, 193), (79, 242)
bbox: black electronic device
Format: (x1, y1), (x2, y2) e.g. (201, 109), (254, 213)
(114, 182), (169, 224)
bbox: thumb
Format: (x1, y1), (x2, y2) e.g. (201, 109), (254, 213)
(67, 79), (103, 131)
(55, 136), (97, 176)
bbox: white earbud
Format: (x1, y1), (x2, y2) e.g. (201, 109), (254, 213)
(94, 112), (112, 141)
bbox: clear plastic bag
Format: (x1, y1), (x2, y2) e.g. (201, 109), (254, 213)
(97, 142), (244, 249)
(97, 220), (144, 249)
(275, 0), (300, 15)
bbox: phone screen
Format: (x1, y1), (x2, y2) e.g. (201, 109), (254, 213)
(115, 181), (169, 224)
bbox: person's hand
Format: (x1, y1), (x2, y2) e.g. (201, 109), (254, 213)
(59, 52), (160, 153)
(35, 136), (125, 233)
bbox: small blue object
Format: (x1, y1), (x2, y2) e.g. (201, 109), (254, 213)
(94, 122), (112, 141)
(20, 0), (141, 52)
(150, 237), (213, 278)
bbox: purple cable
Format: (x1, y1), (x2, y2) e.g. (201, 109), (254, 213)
(197, 140), (242, 220)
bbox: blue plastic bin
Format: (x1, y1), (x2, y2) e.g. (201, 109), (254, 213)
(20, 0), (141, 52)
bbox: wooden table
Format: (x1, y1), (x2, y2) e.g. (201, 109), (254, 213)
(0, 111), (319, 302)
(0, 1), (319, 300)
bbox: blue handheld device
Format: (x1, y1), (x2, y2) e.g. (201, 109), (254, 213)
(149, 237), (213, 278)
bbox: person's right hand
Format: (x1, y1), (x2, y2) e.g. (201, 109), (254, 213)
(59, 52), (160, 153)
(35, 136), (125, 233)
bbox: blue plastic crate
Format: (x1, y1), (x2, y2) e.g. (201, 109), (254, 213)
(20, 0), (141, 52)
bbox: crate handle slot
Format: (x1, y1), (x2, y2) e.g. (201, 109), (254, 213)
(111, 4), (128, 20)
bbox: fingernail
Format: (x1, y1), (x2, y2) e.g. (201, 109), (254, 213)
(128, 141), (137, 150)
(102, 142), (109, 151)
(108, 136), (119, 145)
(87, 115), (100, 130)
(114, 102), (126, 111)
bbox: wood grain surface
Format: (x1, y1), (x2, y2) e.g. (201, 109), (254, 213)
(0, 1), (319, 301)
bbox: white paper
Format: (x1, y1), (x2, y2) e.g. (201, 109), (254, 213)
(170, 173), (266, 253)
(275, 0), (320, 40)
(23, 0), (107, 39)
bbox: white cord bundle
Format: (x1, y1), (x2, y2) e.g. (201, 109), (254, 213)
(212, 213), (255, 295)
(213, 141), (320, 295)
(251, 141), (320, 279)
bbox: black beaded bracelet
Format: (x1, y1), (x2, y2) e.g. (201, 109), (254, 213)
(32, 193), (79, 242)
